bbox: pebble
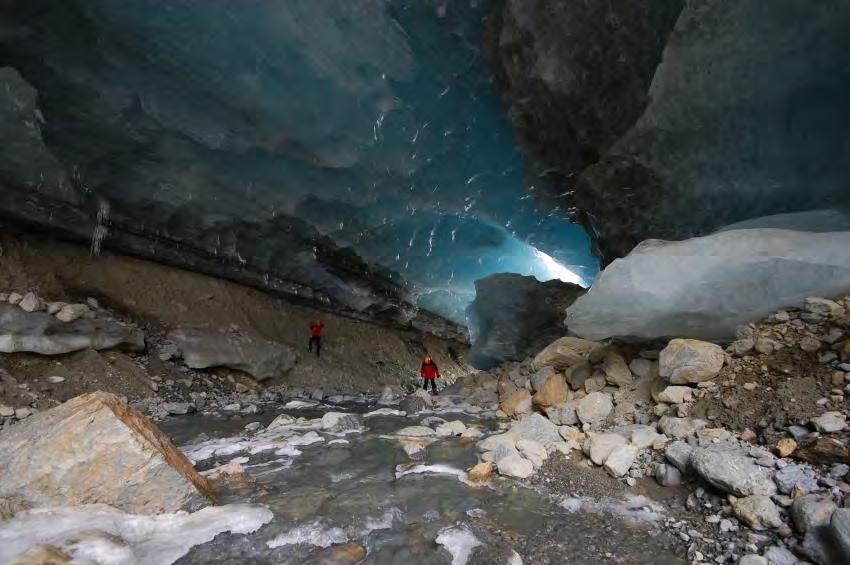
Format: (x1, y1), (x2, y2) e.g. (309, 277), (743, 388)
(0, 405), (14, 417)
(15, 408), (32, 419)
(46, 376), (66, 384)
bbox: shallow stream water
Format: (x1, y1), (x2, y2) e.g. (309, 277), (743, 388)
(158, 397), (683, 565)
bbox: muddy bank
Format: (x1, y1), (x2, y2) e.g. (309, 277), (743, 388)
(0, 229), (471, 412)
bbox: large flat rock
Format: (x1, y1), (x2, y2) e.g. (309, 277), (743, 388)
(0, 392), (214, 514)
(566, 229), (850, 340)
(168, 327), (297, 381)
(0, 304), (144, 355)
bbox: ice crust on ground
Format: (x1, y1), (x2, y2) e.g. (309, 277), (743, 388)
(266, 520), (348, 549)
(566, 229), (850, 341)
(436, 526), (483, 565)
(0, 503), (273, 564)
(182, 425), (324, 462)
(559, 494), (665, 524)
(395, 463), (475, 485)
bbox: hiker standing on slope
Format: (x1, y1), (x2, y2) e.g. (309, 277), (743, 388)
(308, 319), (324, 357)
(420, 353), (440, 395)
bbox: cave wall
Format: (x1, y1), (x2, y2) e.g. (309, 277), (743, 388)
(493, 0), (850, 261)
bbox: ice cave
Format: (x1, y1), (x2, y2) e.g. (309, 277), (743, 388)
(2, 1), (850, 564)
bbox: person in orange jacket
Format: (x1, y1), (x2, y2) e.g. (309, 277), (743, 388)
(308, 319), (324, 357)
(420, 353), (440, 395)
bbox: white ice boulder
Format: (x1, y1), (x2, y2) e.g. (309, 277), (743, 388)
(565, 229), (850, 341)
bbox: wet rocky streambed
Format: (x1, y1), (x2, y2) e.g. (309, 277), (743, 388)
(157, 398), (683, 564)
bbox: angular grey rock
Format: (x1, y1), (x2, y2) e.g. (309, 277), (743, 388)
(17, 292), (42, 313)
(657, 385), (694, 404)
(0, 392), (213, 513)
(516, 439), (548, 468)
(604, 445), (638, 477)
(790, 494), (836, 534)
(321, 412), (363, 433)
(496, 453), (534, 479)
(566, 230), (850, 341)
(690, 443), (776, 497)
(507, 413), (562, 449)
(665, 441), (693, 473)
(762, 546), (798, 565)
(583, 433), (629, 466)
(399, 394), (428, 414)
(630, 426), (666, 450)
(545, 401), (579, 426)
(0, 304), (144, 355)
(829, 508), (850, 564)
(168, 327), (297, 381)
(774, 464), (819, 495)
(628, 358), (655, 380)
(654, 463), (682, 487)
(162, 402), (192, 416)
(810, 411), (846, 433)
(529, 366), (556, 393)
(466, 273), (584, 370)
(737, 556), (767, 565)
(602, 352), (632, 387)
(576, 392), (613, 425)
(659, 416), (707, 439)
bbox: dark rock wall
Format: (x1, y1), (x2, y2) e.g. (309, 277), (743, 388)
(493, 0), (850, 261)
(467, 273), (584, 369)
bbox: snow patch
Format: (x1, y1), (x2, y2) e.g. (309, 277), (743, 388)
(364, 408), (407, 417)
(0, 503), (273, 565)
(395, 463), (474, 485)
(559, 494), (665, 524)
(436, 526), (483, 565)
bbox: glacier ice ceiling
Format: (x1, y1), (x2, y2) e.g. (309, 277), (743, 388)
(0, 0), (597, 324)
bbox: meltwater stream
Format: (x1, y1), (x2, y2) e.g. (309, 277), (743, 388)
(156, 395), (683, 565)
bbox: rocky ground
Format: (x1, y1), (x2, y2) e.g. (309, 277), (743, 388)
(452, 295), (850, 564)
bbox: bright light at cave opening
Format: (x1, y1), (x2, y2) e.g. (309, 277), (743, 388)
(533, 249), (585, 287)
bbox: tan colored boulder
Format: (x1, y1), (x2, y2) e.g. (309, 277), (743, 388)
(602, 352), (632, 387)
(468, 461), (494, 484)
(531, 337), (603, 371)
(659, 339), (725, 384)
(500, 389), (532, 418)
(776, 438), (797, 458)
(0, 392), (214, 514)
(532, 372), (570, 408)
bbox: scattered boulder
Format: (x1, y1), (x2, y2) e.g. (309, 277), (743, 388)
(18, 292), (42, 313)
(774, 464), (819, 495)
(467, 462), (493, 484)
(162, 402), (192, 416)
(628, 358), (656, 380)
(564, 362), (592, 390)
(531, 337), (603, 371)
(506, 413), (562, 449)
(602, 352), (632, 387)
(529, 366), (556, 392)
(531, 372), (570, 408)
(168, 328), (297, 381)
(731, 495), (784, 530)
(690, 443), (776, 497)
(516, 439), (548, 468)
(0, 304), (144, 355)
(496, 454), (534, 479)
(659, 339), (725, 384)
(321, 412), (362, 433)
(604, 445), (638, 477)
(500, 389), (532, 418)
(630, 426), (666, 450)
(656, 386), (694, 404)
(576, 392), (613, 425)
(790, 494), (836, 534)
(795, 436), (850, 465)
(266, 413), (296, 430)
(55, 304), (90, 323)
(545, 401), (579, 426)
(466, 273), (584, 369)
(654, 463), (682, 487)
(583, 433), (629, 466)
(810, 411), (846, 433)
(776, 438), (798, 458)
(0, 392), (213, 513)
(829, 509), (850, 563)
(658, 416), (707, 439)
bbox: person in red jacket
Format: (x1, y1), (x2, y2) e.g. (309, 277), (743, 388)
(420, 353), (440, 394)
(308, 319), (324, 357)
